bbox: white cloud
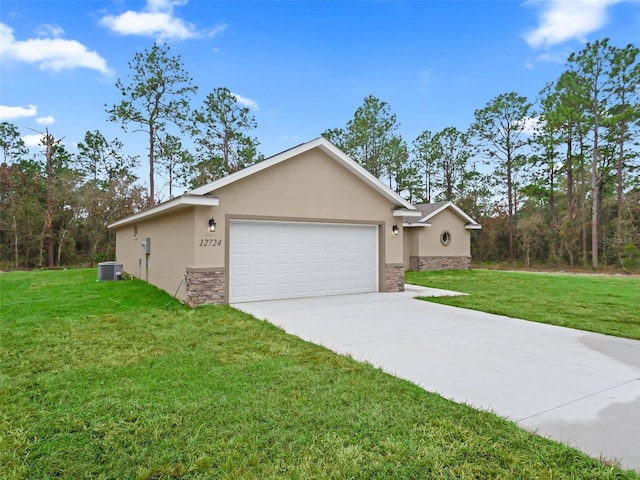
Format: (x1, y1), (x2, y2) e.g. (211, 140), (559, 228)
(22, 133), (44, 147)
(521, 116), (543, 136)
(0, 104), (37, 120)
(206, 24), (228, 38)
(535, 50), (571, 63)
(232, 93), (260, 111)
(524, 0), (621, 48)
(36, 116), (55, 125)
(35, 24), (64, 38)
(0, 23), (111, 74)
(100, 11), (196, 41)
(99, 0), (218, 41)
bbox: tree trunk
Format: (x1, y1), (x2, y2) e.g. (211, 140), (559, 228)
(616, 122), (625, 267)
(45, 130), (54, 268)
(566, 133), (574, 267)
(507, 153), (514, 263)
(591, 120), (599, 269)
(149, 124), (155, 207)
(12, 214), (18, 269)
(57, 228), (67, 266)
(579, 136), (588, 265)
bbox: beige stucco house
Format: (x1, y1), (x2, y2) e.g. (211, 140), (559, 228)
(109, 138), (421, 306)
(403, 201), (481, 271)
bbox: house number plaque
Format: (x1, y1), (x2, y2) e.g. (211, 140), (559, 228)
(199, 239), (222, 247)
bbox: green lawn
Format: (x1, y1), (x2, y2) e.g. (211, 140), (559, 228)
(1, 269), (638, 479)
(406, 270), (640, 340)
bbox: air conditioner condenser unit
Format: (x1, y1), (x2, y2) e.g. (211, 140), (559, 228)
(98, 261), (123, 281)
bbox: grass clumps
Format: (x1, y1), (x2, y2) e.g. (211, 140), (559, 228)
(1, 269), (638, 479)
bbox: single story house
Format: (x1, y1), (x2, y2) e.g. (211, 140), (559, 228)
(109, 137), (420, 306)
(403, 201), (481, 271)
(109, 138), (480, 306)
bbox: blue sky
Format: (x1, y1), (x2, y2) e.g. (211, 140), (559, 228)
(1, 0), (639, 196)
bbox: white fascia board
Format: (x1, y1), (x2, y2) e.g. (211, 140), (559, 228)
(465, 224), (482, 230)
(421, 201), (480, 225)
(187, 137), (416, 211)
(403, 222), (431, 227)
(108, 195), (219, 229)
(394, 209), (422, 217)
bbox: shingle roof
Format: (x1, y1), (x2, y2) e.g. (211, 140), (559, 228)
(403, 201), (480, 227)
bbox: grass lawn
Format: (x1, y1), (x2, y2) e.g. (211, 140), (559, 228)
(2, 269), (638, 479)
(406, 270), (640, 341)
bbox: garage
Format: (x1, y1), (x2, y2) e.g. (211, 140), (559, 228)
(229, 220), (379, 303)
(110, 137), (416, 306)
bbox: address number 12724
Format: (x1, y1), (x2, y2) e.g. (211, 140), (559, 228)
(199, 239), (222, 247)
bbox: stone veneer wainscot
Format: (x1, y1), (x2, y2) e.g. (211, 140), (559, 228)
(185, 268), (225, 307)
(385, 264), (405, 292)
(409, 256), (471, 271)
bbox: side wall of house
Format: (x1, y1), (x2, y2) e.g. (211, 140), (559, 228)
(115, 208), (195, 302)
(409, 209), (472, 270)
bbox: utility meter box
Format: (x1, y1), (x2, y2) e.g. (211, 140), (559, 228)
(141, 237), (151, 255)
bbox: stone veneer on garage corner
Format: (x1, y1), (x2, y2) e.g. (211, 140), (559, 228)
(385, 264), (405, 292)
(184, 266), (406, 307)
(185, 269), (225, 307)
(409, 256), (472, 271)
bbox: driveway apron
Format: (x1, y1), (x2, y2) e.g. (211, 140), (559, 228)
(233, 287), (640, 472)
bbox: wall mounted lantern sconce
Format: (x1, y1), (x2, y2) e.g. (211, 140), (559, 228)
(392, 224), (399, 236)
(208, 217), (217, 233)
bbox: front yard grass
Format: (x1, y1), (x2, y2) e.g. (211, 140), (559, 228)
(1, 269), (638, 479)
(406, 269), (640, 340)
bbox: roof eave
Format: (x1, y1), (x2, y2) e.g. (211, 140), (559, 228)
(108, 195), (220, 229)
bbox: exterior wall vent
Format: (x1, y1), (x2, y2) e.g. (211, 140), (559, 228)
(98, 261), (123, 281)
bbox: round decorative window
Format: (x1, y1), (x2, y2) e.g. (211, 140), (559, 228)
(440, 230), (451, 246)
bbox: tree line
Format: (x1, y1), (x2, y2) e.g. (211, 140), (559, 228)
(1, 40), (638, 271)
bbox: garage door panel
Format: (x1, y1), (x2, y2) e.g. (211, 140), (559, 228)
(229, 221), (378, 303)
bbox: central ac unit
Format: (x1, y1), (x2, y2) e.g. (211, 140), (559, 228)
(98, 261), (123, 281)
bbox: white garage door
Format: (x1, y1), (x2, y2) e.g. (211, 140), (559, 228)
(229, 220), (378, 303)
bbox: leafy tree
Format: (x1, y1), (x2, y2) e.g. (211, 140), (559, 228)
(566, 39), (617, 268)
(322, 96), (399, 178)
(412, 130), (438, 203)
(190, 87), (261, 184)
(538, 71), (592, 267)
(471, 92), (532, 263)
(434, 127), (472, 202)
(607, 43), (640, 266)
(76, 130), (141, 265)
(76, 130), (139, 189)
(0, 122), (28, 165)
(155, 133), (193, 197)
(107, 43), (197, 206)
(37, 130), (68, 267)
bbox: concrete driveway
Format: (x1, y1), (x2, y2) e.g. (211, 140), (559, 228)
(233, 286), (640, 472)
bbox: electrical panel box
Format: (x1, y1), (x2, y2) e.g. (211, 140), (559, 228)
(141, 237), (151, 255)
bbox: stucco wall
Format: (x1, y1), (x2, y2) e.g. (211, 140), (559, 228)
(191, 149), (404, 294)
(115, 148), (405, 303)
(115, 208), (195, 301)
(194, 149), (403, 267)
(417, 208), (471, 257)
(403, 227), (422, 269)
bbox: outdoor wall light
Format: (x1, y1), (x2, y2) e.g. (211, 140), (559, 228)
(208, 217), (216, 233)
(392, 224), (399, 236)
